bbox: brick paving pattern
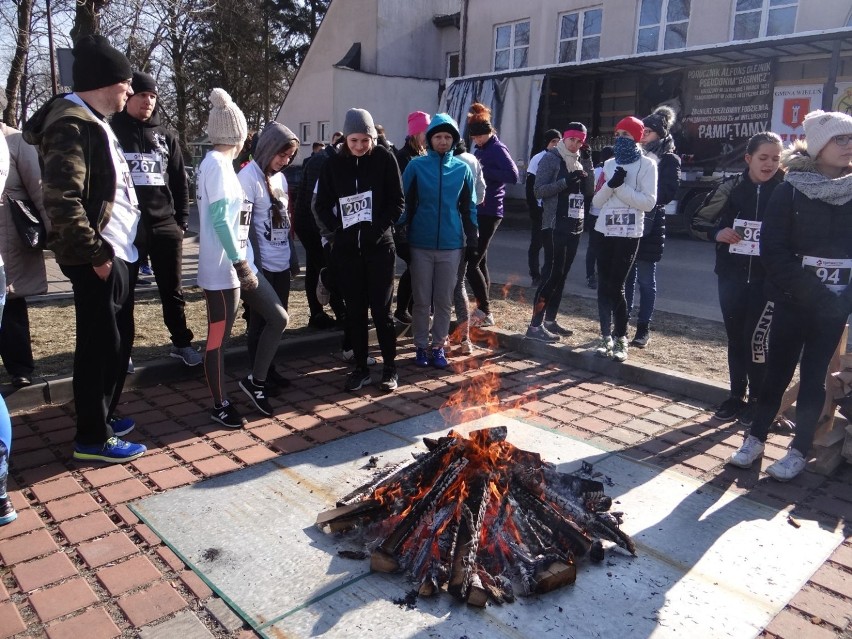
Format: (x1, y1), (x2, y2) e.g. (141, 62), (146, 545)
(1, 343), (850, 637)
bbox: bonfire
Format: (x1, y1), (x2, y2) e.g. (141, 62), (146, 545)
(316, 426), (635, 607)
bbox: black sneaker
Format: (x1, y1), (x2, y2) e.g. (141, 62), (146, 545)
(308, 312), (337, 330)
(394, 310), (412, 325)
(379, 366), (399, 392)
(345, 367), (371, 391)
(543, 320), (573, 337)
(210, 400), (247, 428)
(0, 495), (18, 526)
(713, 397), (746, 422)
(737, 399), (758, 428)
(267, 368), (291, 389)
(239, 376), (274, 416)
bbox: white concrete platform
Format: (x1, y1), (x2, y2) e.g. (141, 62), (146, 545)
(130, 412), (844, 639)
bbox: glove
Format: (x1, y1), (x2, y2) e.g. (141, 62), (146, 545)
(580, 144), (592, 161)
(465, 245), (479, 262)
(233, 259), (258, 292)
(568, 169), (587, 183)
(607, 166), (627, 189)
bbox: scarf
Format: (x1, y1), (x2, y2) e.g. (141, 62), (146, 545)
(555, 139), (583, 172)
(642, 135), (675, 161)
(613, 136), (642, 165)
(785, 169), (852, 206)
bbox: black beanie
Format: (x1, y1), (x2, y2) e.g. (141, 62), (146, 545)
(72, 35), (133, 92)
(544, 129), (561, 144)
(642, 106), (676, 139)
(427, 122), (460, 146)
(131, 70), (157, 95)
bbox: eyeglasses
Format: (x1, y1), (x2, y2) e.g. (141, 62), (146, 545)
(832, 134), (852, 147)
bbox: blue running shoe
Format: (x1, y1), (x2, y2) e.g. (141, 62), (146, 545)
(414, 347), (431, 367)
(0, 496), (17, 526)
(431, 347), (448, 369)
(108, 416), (135, 437)
(73, 437), (146, 463)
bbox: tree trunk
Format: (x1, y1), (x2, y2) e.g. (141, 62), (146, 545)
(4, 0), (35, 128)
(71, 0), (110, 43)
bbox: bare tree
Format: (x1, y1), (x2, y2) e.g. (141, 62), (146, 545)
(3, 0), (36, 127)
(69, 0), (110, 43)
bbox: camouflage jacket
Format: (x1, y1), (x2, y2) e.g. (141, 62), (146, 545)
(22, 95), (118, 266)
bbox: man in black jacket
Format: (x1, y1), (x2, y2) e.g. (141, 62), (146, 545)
(112, 71), (200, 366)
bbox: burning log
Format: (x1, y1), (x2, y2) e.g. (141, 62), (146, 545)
(316, 427), (634, 607)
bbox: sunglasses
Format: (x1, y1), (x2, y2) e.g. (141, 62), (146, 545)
(832, 134), (852, 147)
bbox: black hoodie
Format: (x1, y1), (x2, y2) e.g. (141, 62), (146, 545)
(111, 106), (189, 229)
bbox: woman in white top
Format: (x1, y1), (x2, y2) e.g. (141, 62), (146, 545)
(197, 89), (288, 427)
(238, 122), (299, 391)
(590, 116), (657, 362)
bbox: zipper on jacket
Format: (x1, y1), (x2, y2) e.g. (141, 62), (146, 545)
(436, 153), (444, 249)
(746, 183), (760, 284)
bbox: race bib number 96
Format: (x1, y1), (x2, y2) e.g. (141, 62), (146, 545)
(339, 191), (373, 229)
(729, 219), (761, 256)
(802, 255), (852, 295)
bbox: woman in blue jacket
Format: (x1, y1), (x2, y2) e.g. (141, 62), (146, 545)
(400, 114), (478, 369)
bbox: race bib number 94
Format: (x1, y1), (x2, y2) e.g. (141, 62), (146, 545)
(729, 219), (761, 256)
(802, 255), (852, 295)
(125, 152), (165, 186)
(603, 208), (638, 237)
(339, 191), (373, 229)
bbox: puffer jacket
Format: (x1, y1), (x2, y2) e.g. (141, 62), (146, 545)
(636, 150), (680, 263)
(399, 114), (478, 250)
(692, 168), (783, 281)
(22, 94), (118, 266)
(592, 156), (658, 238)
(111, 106), (189, 228)
(0, 124), (49, 297)
(473, 134), (519, 218)
(761, 142), (852, 315)
(313, 144), (404, 249)
(533, 146), (594, 234)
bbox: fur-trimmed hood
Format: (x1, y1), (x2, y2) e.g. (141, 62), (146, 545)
(781, 138), (852, 205)
(781, 139), (819, 173)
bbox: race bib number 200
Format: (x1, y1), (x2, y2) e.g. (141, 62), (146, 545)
(802, 255), (852, 295)
(339, 191), (373, 229)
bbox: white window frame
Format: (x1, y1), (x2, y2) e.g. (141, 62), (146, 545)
(636, 0), (691, 53)
(493, 19), (530, 72)
(299, 122), (311, 144)
(318, 121), (330, 143)
(557, 7), (603, 63)
(732, 0), (797, 40)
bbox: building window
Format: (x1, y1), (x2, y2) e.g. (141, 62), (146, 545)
(299, 122), (311, 144)
(318, 121), (330, 143)
(447, 52), (460, 78)
(637, 0), (691, 53)
(558, 7), (603, 63)
(494, 20), (529, 71)
(733, 0), (797, 40)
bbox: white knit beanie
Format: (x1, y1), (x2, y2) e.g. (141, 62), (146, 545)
(207, 88), (248, 147)
(802, 109), (852, 158)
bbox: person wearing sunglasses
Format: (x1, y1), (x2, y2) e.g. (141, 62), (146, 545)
(728, 111), (852, 481)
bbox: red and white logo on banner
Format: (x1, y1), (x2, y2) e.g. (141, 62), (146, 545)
(782, 98), (811, 129)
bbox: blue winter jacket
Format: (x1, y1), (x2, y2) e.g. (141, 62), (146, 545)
(400, 116), (478, 250)
(473, 134), (519, 218)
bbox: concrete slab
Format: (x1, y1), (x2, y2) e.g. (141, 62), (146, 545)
(130, 413), (843, 639)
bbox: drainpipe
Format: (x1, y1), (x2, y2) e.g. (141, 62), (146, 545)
(460, 0), (468, 77)
(822, 38), (841, 111)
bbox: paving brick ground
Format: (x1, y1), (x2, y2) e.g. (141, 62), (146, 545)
(1, 340), (851, 638)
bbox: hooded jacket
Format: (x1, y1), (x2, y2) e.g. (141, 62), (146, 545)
(313, 143), (404, 248)
(473, 134), (519, 218)
(399, 114), (478, 250)
(22, 94), (120, 266)
(111, 105), (189, 229)
(761, 142), (852, 315)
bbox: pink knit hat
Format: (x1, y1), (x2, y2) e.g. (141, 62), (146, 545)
(407, 111), (430, 137)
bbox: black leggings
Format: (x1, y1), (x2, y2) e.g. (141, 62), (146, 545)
(595, 233), (640, 338)
(748, 302), (847, 454)
(717, 275), (771, 400)
(531, 229), (580, 326)
(466, 215), (502, 314)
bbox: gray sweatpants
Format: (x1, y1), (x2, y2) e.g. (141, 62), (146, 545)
(410, 248), (463, 350)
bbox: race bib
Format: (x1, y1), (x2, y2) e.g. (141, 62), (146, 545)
(238, 200), (252, 247)
(729, 219), (761, 256)
(568, 193), (584, 219)
(802, 255), (852, 295)
(339, 191), (373, 229)
(271, 227), (288, 243)
(603, 208), (639, 237)
(125, 152), (165, 186)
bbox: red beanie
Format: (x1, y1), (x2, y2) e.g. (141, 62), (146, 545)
(615, 116), (644, 142)
(407, 111), (430, 137)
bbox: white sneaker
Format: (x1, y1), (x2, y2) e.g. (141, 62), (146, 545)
(612, 336), (629, 362)
(342, 350), (377, 366)
(766, 448), (806, 481)
(469, 309), (494, 327)
(594, 336), (613, 358)
(727, 435), (765, 468)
